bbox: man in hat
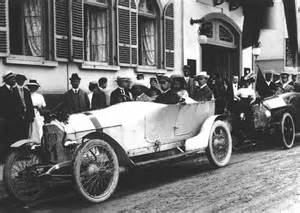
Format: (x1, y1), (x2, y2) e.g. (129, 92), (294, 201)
(110, 77), (133, 105)
(13, 74), (35, 140)
(281, 72), (294, 93)
(194, 72), (213, 102)
(264, 70), (276, 94)
(62, 73), (90, 114)
(289, 72), (300, 92)
(88, 81), (98, 108)
(92, 77), (108, 110)
(0, 71), (16, 161)
(183, 65), (195, 98)
(155, 75), (180, 104)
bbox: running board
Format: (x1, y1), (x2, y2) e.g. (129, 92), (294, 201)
(134, 149), (205, 167)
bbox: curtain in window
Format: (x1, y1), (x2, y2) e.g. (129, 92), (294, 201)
(24, 0), (43, 56)
(141, 20), (156, 66)
(88, 9), (107, 62)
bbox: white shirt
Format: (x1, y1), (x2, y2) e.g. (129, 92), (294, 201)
(5, 84), (11, 90)
(199, 84), (207, 89)
(266, 81), (271, 86)
(72, 88), (79, 93)
(236, 87), (255, 99)
(282, 82), (290, 89)
(232, 83), (238, 95)
(31, 92), (46, 108)
(88, 92), (93, 108)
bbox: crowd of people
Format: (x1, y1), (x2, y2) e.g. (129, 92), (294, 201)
(0, 72), (46, 161)
(0, 66), (299, 161)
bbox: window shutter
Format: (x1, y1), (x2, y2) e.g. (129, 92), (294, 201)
(164, 1), (174, 69)
(54, 0), (69, 61)
(0, 0), (9, 57)
(70, 0), (84, 62)
(117, 0), (138, 66)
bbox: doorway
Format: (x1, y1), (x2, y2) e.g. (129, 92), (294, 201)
(202, 44), (239, 81)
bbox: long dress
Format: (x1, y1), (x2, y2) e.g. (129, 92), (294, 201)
(29, 92), (46, 142)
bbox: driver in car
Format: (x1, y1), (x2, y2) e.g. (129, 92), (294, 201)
(155, 76), (181, 104)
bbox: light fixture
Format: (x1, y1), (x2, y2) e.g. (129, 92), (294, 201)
(198, 35), (208, 44)
(252, 42), (262, 59)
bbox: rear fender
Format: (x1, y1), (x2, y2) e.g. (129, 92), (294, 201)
(185, 115), (228, 151)
(82, 132), (134, 167)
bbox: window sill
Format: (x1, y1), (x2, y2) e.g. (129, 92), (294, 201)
(5, 55), (58, 67)
(81, 61), (120, 71)
(136, 66), (167, 74)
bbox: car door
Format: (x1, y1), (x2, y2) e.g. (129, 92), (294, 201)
(145, 105), (180, 144)
(174, 102), (215, 137)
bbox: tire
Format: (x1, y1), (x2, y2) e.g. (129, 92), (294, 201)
(279, 112), (295, 149)
(206, 120), (232, 167)
(73, 139), (119, 203)
(3, 150), (46, 203)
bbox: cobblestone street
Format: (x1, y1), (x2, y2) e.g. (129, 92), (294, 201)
(1, 139), (300, 212)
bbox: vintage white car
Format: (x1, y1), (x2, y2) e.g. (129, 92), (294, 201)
(4, 101), (232, 203)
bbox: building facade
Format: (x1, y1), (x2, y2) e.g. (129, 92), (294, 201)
(0, 0), (250, 103)
(257, 0), (294, 74)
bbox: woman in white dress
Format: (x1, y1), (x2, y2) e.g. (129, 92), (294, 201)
(27, 79), (46, 142)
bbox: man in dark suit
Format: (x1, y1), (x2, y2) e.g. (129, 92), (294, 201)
(0, 71), (16, 161)
(183, 65), (195, 98)
(155, 76), (180, 104)
(289, 73), (300, 92)
(264, 70), (276, 97)
(92, 77), (108, 110)
(62, 73), (90, 114)
(194, 72), (213, 102)
(13, 74), (35, 140)
(110, 77), (133, 105)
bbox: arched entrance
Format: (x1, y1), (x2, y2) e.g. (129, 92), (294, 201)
(200, 14), (242, 80)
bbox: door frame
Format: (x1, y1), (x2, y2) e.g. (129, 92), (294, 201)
(199, 13), (242, 79)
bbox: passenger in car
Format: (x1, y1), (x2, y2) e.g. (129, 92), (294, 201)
(171, 75), (196, 104)
(155, 76), (181, 104)
(110, 77), (133, 105)
(194, 72), (213, 102)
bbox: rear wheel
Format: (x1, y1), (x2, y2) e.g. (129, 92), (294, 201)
(73, 139), (119, 203)
(279, 112), (295, 149)
(3, 150), (46, 203)
(206, 121), (232, 167)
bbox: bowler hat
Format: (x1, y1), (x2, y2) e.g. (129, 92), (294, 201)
(116, 76), (131, 82)
(280, 71), (290, 77)
(158, 75), (171, 83)
(26, 79), (40, 87)
(2, 71), (15, 82)
(70, 73), (81, 81)
(15, 74), (27, 81)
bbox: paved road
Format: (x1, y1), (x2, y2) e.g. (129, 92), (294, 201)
(1, 141), (300, 212)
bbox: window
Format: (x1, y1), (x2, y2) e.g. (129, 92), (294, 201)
(200, 21), (236, 48)
(138, 0), (158, 66)
(200, 22), (213, 38)
(219, 24), (234, 43)
(9, 0), (47, 57)
(84, 5), (108, 62)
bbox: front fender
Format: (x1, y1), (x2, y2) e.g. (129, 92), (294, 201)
(10, 139), (40, 149)
(185, 115), (228, 151)
(81, 132), (134, 167)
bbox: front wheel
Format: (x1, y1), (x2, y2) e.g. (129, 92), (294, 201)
(206, 120), (232, 167)
(3, 150), (46, 203)
(279, 112), (295, 149)
(73, 139), (119, 203)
